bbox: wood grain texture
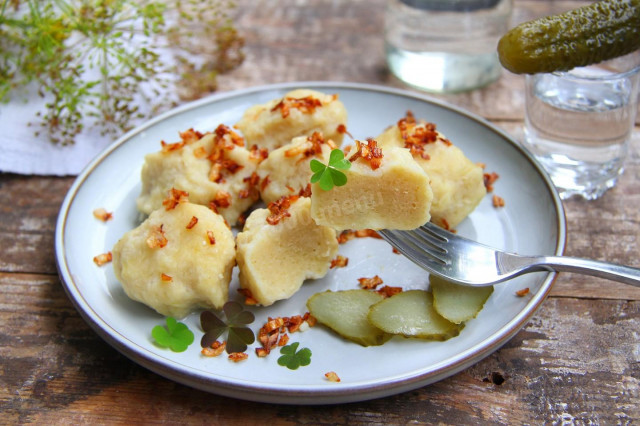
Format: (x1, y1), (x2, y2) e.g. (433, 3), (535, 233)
(1, 0), (639, 423)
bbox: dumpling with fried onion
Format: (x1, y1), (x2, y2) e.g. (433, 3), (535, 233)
(376, 112), (486, 230)
(136, 126), (262, 226)
(112, 199), (235, 318)
(257, 132), (335, 204)
(310, 141), (433, 231)
(234, 89), (348, 152)
(236, 196), (338, 306)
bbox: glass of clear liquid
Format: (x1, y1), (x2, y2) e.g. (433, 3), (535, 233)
(523, 51), (640, 200)
(385, 0), (512, 93)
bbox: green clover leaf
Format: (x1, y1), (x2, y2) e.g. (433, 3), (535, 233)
(328, 148), (352, 170)
(310, 158), (327, 174)
(277, 342), (312, 370)
(152, 317), (194, 352)
(200, 301), (256, 354)
(309, 149), (351, 191)
(329, 167), (348, 186)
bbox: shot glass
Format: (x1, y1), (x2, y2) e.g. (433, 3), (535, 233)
(523, 51), (640, 200)
(384, 0), (512, 93)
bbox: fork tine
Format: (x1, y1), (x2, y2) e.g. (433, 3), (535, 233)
(400, 228), (448, 258)
(379, 229), (449, 266)
(420, 222), (451, 241)
(411, 225), (449, 252)
(379, 231), (444, 270)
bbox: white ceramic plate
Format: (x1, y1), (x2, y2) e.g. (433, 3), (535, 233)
(55, 82), (566, 404)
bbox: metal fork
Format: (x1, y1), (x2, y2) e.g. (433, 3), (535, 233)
(379, 222), (640, 287)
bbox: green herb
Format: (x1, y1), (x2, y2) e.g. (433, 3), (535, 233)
(151, 317), (195, 352)
(0, 0), (244, 145)
(310, 149), (351, 191)
(277, 342), (312, 370)
(200, 301), (255, 354)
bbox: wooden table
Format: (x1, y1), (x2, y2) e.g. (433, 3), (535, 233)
(2, 0), (639, 423)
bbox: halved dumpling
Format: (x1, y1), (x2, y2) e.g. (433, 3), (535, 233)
(376, 112), (486, 230)
(311, 142), (432, 231)
(236, 196), (338, 306)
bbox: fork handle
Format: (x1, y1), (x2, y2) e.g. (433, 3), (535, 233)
(514, 255), (640, 287)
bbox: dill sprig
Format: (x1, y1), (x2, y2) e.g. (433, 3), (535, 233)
(0, 0), (244, 145)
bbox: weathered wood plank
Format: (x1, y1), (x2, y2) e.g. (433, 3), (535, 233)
(0, 174), (73, 274)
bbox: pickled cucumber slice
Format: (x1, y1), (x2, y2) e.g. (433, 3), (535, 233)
(367, 290), (462, 340)
(306, 290), (391, 346)
(497, 0), (640, 74)
(430, 276), (493, 324)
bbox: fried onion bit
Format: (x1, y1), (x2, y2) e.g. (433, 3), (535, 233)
(206, 230), (216, 245)
(484, 172), (500, 192)
(358, 275), (383, 290)
(397, 111), (451, 160)
(93, 252), (112, 266)
(214, 124), (244, 148)
(266, 195), (299, 225)
(271, 95), (323, 118)
(330, 255), (349, 269)
(213, 190), (232, 209)
(160, 140), (186, 153)
(348, 139), (384, 170)
(162, 188), (189, 211)
(325, 372), (341, 382)
(492, 195), (505, 208)
(179, 128), (205, 144)
(256, 314), (314, 356)
(92, 208), (113, 222)
(146, 224), (168, 249)
(228, 352), (249, 362)
(298, 183), (312, 198)
(202, 341), (226, 357)
(239, 172), (261, 200)
(376, 286), (403, 298)
(186, 216), (198, 230)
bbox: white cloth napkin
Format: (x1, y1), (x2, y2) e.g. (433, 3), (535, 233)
(0, 82), (174, 176)
(1, 37), (183, 176)
(1, 100), (106, 176)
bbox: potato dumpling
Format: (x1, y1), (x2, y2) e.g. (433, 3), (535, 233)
(376, 113), (486, 229)
(112, 202), (236, 318)
(136, 126), (261, 226)
(234, 89), (347, 152)
(236, 196), (338, 306)
(257, 132), (334, 204)
(310, 142), (433, 231)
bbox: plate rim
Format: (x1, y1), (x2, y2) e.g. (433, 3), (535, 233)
(54, 81), (567, 404)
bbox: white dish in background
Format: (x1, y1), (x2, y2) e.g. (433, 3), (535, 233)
(55, 82), (566, 404)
